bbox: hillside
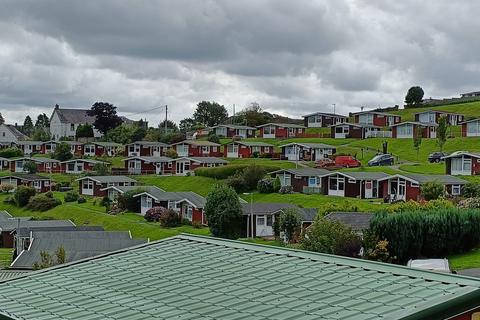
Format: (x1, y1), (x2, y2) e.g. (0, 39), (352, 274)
(389, 100), (480, 121)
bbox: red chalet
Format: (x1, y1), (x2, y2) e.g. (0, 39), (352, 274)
(172, 157), (228, 175)
(0, 157), (9, 170)
(210, 124), (256, 138)
(330, 123), (382, 139)
(76, 176), (137, 197)
(124, 156), (173, 175)
(352, 111), (401, 127)
(124, 141), (169, 157)
(224, 141), (273, 158)
(171, 140), (221, 157)
(414, 110), (464, 125)
(61, 159), (109, 174)
(391, 122), (438, 139)
(270, 168), (331, 194)
(256, 123), (305, 139)
(0, 173), (52, 193)
(443, 151), (480, 176)
(82, 142), (122, 157)
(461, 119), (480, 137)
(302, 112), (347, 128)
(10, 157), (61, 173)
(15, 141), (43, 155)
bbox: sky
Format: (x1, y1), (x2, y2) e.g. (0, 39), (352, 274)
(0, 0), (479, 126)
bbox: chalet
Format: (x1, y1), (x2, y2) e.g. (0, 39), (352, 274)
(352, 111), (401, 127)
(9, 157), (61, 173)
(210, 124), (256, 138)
(49, 105), (102, 140)
(76, 176), (137, 197)
(414, 110), (464, 125)
(270, 168), (331, 193)
(279, 142), (336, 161)
(124, 141), (169, 157)
(40, 140), (57, 154)
(61, 159), (109, 174)
(101, 185), (163, 202)
(223, 141), (273, 158)
(322, 171), (388, 199)
(302, 112), (347, 128)
(16, 141), (43, 155)
(133, 186), (206, 224)
(0, 157), (10, 170)
(443, 151), (480, 176)
(0, 211), (73, 248)
(171, 140), (221, 157)
(10, 230), (146, 270)
(2, 234), (479, 320)
(256, 123), (305, 139)
(124, 156), (173, 175)
(172, 157), (228, 175)
(63, 141), (84, 156)
(0, 124), (27, 143)
(325, 212), (373, 236)
(461, 119), (480, 137)
(330, 123), (383, 139)
(0, 174), (52, 193)
(461, 91), (480, 98)
(378, 173), (467, 202)
(82, 141), (121, 157)
(391, 121), (438, 139)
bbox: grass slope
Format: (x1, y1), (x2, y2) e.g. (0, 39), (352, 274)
(390, 101), (480, 122)
(449, 249), (480, 270)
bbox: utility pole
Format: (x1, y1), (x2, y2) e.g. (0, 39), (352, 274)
(333, 103), (336, 115)
(164, 105), (168, 135)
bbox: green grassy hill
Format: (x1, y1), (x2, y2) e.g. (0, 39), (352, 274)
(389, 101), (480, 121)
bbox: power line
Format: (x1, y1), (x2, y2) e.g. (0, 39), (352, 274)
(124, 105), (166, 117)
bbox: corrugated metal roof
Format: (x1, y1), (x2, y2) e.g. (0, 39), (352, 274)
(271, 168), (331, 177)
(0, 219), (74, 233)
(279, 142), (336, 149)
(325, 212), (374, 231)
(0, 270), (30, 281)
(180, 157), (229, 164)
(0, 234), (479, 319)
(76, 175), (137, 183)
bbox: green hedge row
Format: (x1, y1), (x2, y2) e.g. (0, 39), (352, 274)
(369, 209), (480, 263)
(195, 164), (282, 180)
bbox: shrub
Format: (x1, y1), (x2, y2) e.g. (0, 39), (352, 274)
(272, 176), (281, 192)
(23, 160), (37, 174)
(458, 197), (480, 209)
(26, 194), (61, 211)
(192, 221), (202, 229)
(463, 182), (480, 198)
(100, 196), (111, 207)
(366, 239), (396, 263)
(159, 209), (182, 227)
(318, 201), (359, 216)
(182, 218), (192, 225)
(117, 189), (144, 212)
(14, 186), (36, 207)
(144, 206), (166, 222)
(77, 197), (86, 204)
(278, 186), (293, 194)
(278, 208), (302, 243)
(52, 142), (73, 162)
(165, 148), (178, 158)
(0, 147), (22, 158)
(93, 163), (110, 175)
(241, 165), (266, 191)
(420, 181), (444, 201)
(386, 199), (454, 213)
(301, 216), (362, 257)
(195, 164), (281, 180)
(64, 191), (79, 202)
(225, 172), (246, 193)
(207, 134), (220, 144)
(257, 178), (275, 193)
(0, 184), (15, 193)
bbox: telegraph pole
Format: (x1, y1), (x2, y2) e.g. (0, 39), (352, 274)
(164, 105), (168, 135)
(333, 103), (336, 115)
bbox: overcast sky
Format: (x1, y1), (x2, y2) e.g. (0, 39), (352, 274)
(0, 1), (478, 126)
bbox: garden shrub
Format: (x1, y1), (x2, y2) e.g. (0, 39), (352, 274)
(278, 208), (301, 243)
(241, 165), (266, 190)
(278, 186), (293, 194)
(420, 181), (444, 200)
(272, 176), (281, 192)
(192, 221), (202, 229)
(144, 206), (166, 222)
(0, 147), (22, 158)
(386, 199), (453, 213)
(14, 186), (36, 207)
(225, 173), (246, 193)
(318, 201), (359, 216)
(165, 148), (178, 158)
(0, 184), (15, 193)
(207, 134), (220, 144)
(64, 191), (79, 202)
(257, 178), (275, 193)
(159, 209), (182, 227)
(458, 197), (480, 209)
(23, 160), (37, 174)
(463, 182), (480, 198)
(77, 197), (86, 204)
(26, 194), (61, 211)
(100, 196), (111, 207)
(117, 189), (144, 212)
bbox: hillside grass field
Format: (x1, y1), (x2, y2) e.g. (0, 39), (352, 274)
(389, 101), (480, 122)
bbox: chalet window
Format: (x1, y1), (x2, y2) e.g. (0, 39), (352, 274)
(168, 162), (172, 168)
(1, 132), (4, 137)
(185, 206), (193, 221)
(308, 177), (318, 186)
(70, 124), (75, 131)
(44, 180), (50, 187)
(266, 215), (273, 227)
(83, 180), (93, 190)
(212, 146), (217, 152)
(411, 182), (419, 187)
(264, 126), (275, 135)
(397, 124), (413, 136)
(280, 174), (291, 186)
(348, 179), (355, 183)
(257, 216), (265, 226)
(452, 185), (461, 195)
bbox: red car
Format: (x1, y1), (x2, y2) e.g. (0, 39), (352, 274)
(315, 155), (361, 169)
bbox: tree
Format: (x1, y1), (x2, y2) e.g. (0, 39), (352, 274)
(143, 128), (161, 142)
(437, 115), (448, 152)
(204, 184), (243, 239)
(193, 101), (228, 127)
(32, 127), (51, 141)
(33, 246), (66, 270)
(179, 118), (196, 133)
(23, 116), (34, 136)
(76, 124), (94, 139)
(413, 127), (422, 160)
(35, 113), (50, 128)
(301, 216), (362, 257)
(278, 208), (302, 243)
(14, 185), (36, 207)
(104, 124), (137, 144)
(236, 102), (273, 127)
(87, 102), (123, 134)
(23, 160), (37, 174)
(93, 163), (110, 175)
(405, 86), (424, 106)
(421, 181), (444, 201)
(52, 142), (73, 162)
(0, 113), (4, 125)
(158, 120), (179, 133)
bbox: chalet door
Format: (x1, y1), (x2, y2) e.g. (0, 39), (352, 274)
(256, 215), (273, 237)
(392, 179), (406, 201)
(128, 160), (141, 174)
(227, 144), (239, 158)
(82, 180), (94, 196)
(328, 176), (345, 196)
(152, 146), (161, 157)
(429, 127), (436, 138)
(364, 180), (373, 198)
(76, 163), (83, 172)
(176, 161), (185, 174)
(285, 146), (299, 160)
(140, 196), (152, 215)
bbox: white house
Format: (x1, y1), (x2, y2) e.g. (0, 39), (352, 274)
(0, 124), (27, 143)
(49, 105), (102, 140)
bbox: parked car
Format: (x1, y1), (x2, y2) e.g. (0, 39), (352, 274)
(428, 152), (448, 163)
(407, 259), (451, 273)
(368, 154), (394, 166)
(315, 156), (361, 169)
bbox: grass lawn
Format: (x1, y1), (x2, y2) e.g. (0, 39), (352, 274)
(390, 101), (480, 122)
(340, 166), (401, 175)
(241, 137), (355, 148)
(449, 249), (480, 270)
(134, 175), (220, 196)
(0, 248), (13, 269)
(399, 163), (445, 175)
(225, 158), (297, 169)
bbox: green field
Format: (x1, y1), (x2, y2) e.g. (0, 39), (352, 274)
(225, 158), (297, 169)
(449, 249), (480, 270)
(390, 101), (480, 122)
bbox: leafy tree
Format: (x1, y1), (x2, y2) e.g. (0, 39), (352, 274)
(143, 128), (161, 142)
(405, 86), (424, 106)
(35, 113), (50, 128)
(193, 101), (228, 127)
(33, 246), (66, 270)
(0, 147), (22, 158)
(158, 120), (179, 133)
(204, 184), (243, 239)
(52, 142), (73, 162)
(165, 148), (178, 158)
(179, 118), (196, 133)
(463, 182), (480, 198)
(0, 113), (4, 125)
(279, 208), (302, 243)
(236, 102), (273, 127)
(117, 189), (144, 212)
(22, 116), (34, 136)
(301, 216), (362, 257)
(207, 134), (220, 144)
(14, 185), (36, 207)
(23, 160), (37, 174)
(437, 115), (448, 152)
(76, 124), (94, 138)
(421, 181), (444, 201)
(104, 124), (137, 144)
(93, 163), (110, 175)
(32, 127), (51, 141)
(87, 102), (123, 134)
(413, 127), (422, 160)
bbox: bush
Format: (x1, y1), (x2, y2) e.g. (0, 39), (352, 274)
(117, 189), (144, 212)
(207, 134), (220, 144)
(159, 209), (182, 227)
(317, 201), (359, 216)
(242, 165), (266, 191)
(195, 164), (281, 180)
(0, 184), (15, 193)
(257, 178), (275, 193)
(64, 191), (79, 202)
(144, 206), (166, 222)
(182, 218), (192, 225)
(458, 197), (480, 209)
(0, 147), (22, 158)
(272, 176), (281, 192)
(23, 160), (37, 174)
(301, 216), (362, 257)
(225, 172), (246, 193)
(368, 209), (480, 263)
(279, 208), (302, 243)
(278, 186), (293, 194)
(14, 186), (36, 207)
(77, 196), (86, 204)
(26, 194), (61, 211)
(463, 182), (480, 198)
(93, 163), (110, 175)
(386, 199), (454, 213)
(165, 148), (178, 158)
(420, 181), (444, 201)
(100, 196), (111, 207)
(52, 142), (73, 162)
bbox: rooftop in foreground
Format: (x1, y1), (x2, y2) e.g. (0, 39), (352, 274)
(0, 234), (479, 319)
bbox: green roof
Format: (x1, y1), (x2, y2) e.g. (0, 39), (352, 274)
(0, 234), (480, 319)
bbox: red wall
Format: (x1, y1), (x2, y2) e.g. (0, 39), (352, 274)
(259, 126), (303, 138)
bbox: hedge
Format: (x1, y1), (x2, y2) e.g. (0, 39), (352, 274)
(369, 209), (480, 263)
(195, 164), (281, 180)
